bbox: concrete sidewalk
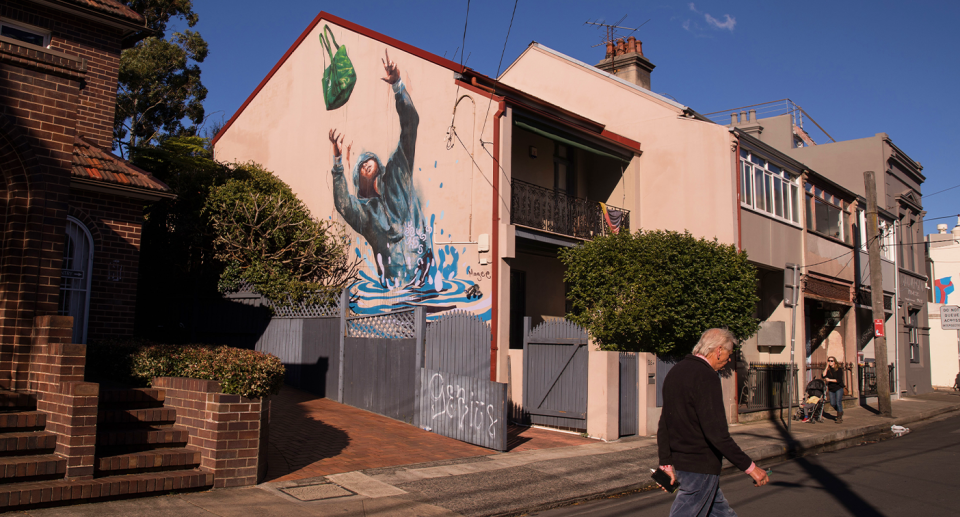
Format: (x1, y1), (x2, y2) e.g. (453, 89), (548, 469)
(21, 391), (960, 517)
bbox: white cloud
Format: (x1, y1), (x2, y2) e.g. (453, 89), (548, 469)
(705, 13), (736, 31)
(688, 2), (700, 13)
(682, 19), (691, 31)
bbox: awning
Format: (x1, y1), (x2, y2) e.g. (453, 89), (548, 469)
(514, 119), (632, 163)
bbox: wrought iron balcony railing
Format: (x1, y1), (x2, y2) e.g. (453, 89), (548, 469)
(510, 179), (630, 239)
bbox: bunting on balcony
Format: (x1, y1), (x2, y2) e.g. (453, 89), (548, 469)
(599, 202), (623, 234)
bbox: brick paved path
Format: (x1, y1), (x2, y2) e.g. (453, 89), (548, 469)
(265, 386), (600, 482)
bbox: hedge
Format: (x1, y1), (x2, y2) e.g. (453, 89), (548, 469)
(86, 340), (285, 399)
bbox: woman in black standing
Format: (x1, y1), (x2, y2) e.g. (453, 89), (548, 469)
(822, 357), (845, 423)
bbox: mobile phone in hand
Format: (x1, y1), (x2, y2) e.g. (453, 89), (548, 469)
(651, 468), (680, 493)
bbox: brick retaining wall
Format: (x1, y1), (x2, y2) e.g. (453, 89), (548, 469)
(153, 377), (267, 488)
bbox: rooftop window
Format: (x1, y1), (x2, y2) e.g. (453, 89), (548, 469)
(740, 149), (800, 225)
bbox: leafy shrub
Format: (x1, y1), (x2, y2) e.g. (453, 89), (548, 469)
(86, 341), (284, 399)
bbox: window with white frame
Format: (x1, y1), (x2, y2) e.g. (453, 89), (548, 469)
(740, 149), (800, 224)
(856, 210), (895, 261)
(805, 183), (848, 241)
(0, 19), (50, 47)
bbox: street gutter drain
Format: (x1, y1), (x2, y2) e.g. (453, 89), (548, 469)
(281, 482), (355, 501)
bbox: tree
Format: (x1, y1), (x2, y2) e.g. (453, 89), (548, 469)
(115, 0), (207, 155)
(204, 165), (360, 307)
(558, 230), (760, 356)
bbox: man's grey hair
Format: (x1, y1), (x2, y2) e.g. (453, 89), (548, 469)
(692, 328), (737, 356)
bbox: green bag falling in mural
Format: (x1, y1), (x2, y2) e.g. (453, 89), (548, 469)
(320, 25), (356, 110)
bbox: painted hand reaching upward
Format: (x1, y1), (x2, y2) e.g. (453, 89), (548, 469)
(329, 129), (344, 157)
(381, 48), (400, 85)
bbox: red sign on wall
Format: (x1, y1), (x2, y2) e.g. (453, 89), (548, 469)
(874, 319), (885, 337)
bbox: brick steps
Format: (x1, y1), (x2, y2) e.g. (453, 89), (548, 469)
(0, 454), (65, 483)
(98, 408), (176, 426)
(96, 427), (189, 448)
(0, 468), (214, 510)
(96, 447), (200, 475)
(0, 412), (45, 431)
(0, 390), (37, 412)
(0, 432), (57, 455)
(98, 389), (165, 410)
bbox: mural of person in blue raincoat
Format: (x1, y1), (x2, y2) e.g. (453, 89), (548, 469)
(328, 49), (433, 289)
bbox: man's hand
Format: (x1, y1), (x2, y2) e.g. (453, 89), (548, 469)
(382, 48), (400, 85)
(749, 467), (769, 487)
(329, 129), (344, 157)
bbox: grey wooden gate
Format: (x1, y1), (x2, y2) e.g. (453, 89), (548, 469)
(419, 368), (508, 451)
(619, 352), (638, 437)
(424, 311), (490, 379)
(656, 355), (681, 407)
(522, 317), (589, 430)
(341, 308), (425, 425)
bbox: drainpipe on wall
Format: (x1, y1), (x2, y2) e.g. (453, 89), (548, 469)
(734, 133), (742, 252)
(491, 100), (506, 382)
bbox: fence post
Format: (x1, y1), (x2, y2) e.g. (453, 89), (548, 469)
(413, 306), (426, 428)
(337, 288), (348, 403)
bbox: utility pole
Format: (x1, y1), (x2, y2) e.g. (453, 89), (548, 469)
(864, 171), (892, 417)
(785, 263), (799, 432)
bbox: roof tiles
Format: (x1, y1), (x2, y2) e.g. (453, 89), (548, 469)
(72, 136), (171, 194)
(60, 0), (144, 24)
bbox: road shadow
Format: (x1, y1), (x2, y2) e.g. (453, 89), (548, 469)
(766, 413), (886, 516)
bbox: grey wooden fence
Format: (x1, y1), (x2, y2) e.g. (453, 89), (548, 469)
(249, 289), (344, 398)
(341, 307), (425, 425)
(522, 317), (589, 430)
(619, 352), (638, 437)
(419, 367), (508, 451)
(424, 311), (490, 379)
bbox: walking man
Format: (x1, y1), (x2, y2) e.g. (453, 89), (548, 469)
(658, 328), (768, 516)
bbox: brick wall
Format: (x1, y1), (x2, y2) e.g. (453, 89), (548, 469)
(28, 315), (98, 479)
(0, 0), (123, 150)
(153, 377), (267, 488)
(68, 191), (144, 341)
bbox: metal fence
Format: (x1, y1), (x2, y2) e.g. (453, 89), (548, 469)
(858, 364), (896, 396)
(619, 353), (638, 437)
(808, 362), (856, 398)
(419, 368), (508, 451)
(511, 179), (630, 239)
(738, 363), (799, 412)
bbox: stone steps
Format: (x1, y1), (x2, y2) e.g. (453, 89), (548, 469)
(96, 447), (200, 475)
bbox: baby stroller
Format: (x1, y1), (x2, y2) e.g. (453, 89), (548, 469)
(794, 378), (826, 423)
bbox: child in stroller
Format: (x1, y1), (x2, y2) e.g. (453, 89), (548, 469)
(796, 378), (827, 423)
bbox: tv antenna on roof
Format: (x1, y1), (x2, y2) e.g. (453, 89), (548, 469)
(584, 15), (650, 48)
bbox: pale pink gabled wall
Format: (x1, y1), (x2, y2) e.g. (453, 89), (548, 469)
(214, 19), (498, 319)
(499, 45), (737, 245)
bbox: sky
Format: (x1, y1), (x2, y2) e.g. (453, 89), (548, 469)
(189, 0), (959, 236)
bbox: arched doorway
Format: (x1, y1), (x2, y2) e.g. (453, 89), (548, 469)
(59, 216), (94, 344)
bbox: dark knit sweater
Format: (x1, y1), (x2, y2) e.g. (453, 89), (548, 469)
(657, 355), (753, 475)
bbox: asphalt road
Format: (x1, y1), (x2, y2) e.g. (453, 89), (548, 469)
(532, 412), (960, 517)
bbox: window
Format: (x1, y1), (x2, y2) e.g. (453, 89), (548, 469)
(857, 211), (895, 261)
(0, 19), (49, 47)
(805, 183), (847, 241)
(906, 309), (920, 363)
(740, 149), (800, 224)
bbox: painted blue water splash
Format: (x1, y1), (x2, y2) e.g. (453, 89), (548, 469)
(440, 210), (444, 219)
(354, 248), (361, 258)
(462, 247), (466, 254)
(434, 161), (437, 168)
(425, 200), (430, 209)
(466, 265), (472, 274)
(440, 229), (443, 235)
(439, 183), (443, 188)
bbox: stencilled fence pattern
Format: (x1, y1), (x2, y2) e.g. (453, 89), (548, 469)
(523, 317), (589, 430)
(420, 368), (508, 451)
(424, 311), (491, 379)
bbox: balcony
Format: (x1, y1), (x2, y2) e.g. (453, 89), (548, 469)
(510, 179), (630, 240)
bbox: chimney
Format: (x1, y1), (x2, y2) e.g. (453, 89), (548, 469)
(938, 224), (949, 234)
(595, 37), (656, 90)
(953, 216), (960, 242)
